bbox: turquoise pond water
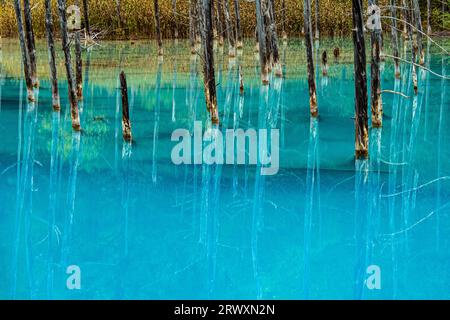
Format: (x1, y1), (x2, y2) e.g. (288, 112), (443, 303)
(0, 37), (449, 299)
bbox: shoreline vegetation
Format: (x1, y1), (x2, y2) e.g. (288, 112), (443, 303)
(0, 0), (448, 39)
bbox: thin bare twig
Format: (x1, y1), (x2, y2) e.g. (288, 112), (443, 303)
(381, 89), (410, 98)
(384, 53), (450, 80)
(381, 15), (450, 55)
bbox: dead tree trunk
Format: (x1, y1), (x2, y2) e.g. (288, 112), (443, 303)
(222, 0), (236, 57)
(211, 0), (218, 40)
(304, 0), (318, 117)
(263, 0), (273, 69)
(281, 0), (287, 40)
(269, 0), (281, 76)
(412, 0), (424, 64)
(23, 0), (38, 88)
(75, 0), (83, 99)
(13, 0), (34, 101)
(405, 0), (418, 94)
(401, 0), (409, 39)
(234, 0), (243, 49)
(369, 0), (382, 128)
(45, 0), (60, 110)
(154, 0), (163, 56)
(57, 0), (81, 131)
(75, 36), (82, 99)
(321, 50), (328, 76)
(254, 27), (259, 52)
(120, 71), (132, 142)
(194, 2), (202, 44)
(333, 47), (340, 60)
(172, 0), (179, 39)
(352, 0), (368, 158)
(314, 0), (320, 40)
(200, 0), (219, 124)
(216, 0), (224, 45)
(239, 65), (244, 95)
(189, 0), (197, 53)
(255, 0), (269, 84)
(427, 0), (431, 35)
(390, 0), (400, 78)
(116, 0), (123, 30)
(82, 0), (91, 38)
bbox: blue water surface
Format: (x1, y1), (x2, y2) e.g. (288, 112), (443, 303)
(0, 38), (449, 299)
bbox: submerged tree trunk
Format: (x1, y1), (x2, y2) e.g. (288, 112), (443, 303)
(304, 0), (318, 117)
(333, 47), (340, 61)
(74, 42), (82, 100)
(239, 65), (244, 95)
(82, 0), (91, 38)
(200, 0), (219, 124)
(315, 0), (320, 40)
(45, 0), (60, 110)
(369, 0), (382, 128)
(255, 0), (269, 84)
(120, 71), (132, 142)
(390, 0), (400, 79)
(321, 50), (328, 76)
(352, 0), (368, 158)
(13, 0), (34, 101)
(23, 0), (38, 87)
(57, 0), (81, 131)
(154, 0), (163, 56)
(234, 0), (243, 49)
(222, 0), (236, 57)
